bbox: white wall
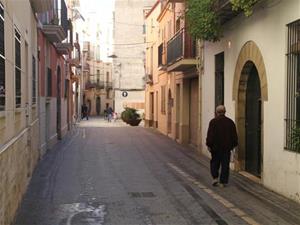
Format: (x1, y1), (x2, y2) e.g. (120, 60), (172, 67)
(114, 90), (145, 114)
(113, 0), (156, 111)
(202, 0), (300, 202)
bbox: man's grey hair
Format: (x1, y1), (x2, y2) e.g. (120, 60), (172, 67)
(216, 105), (226, 115)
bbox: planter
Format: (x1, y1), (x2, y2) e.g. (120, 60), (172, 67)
(127, 119), (142, 126)
(121, 107), (141, 126)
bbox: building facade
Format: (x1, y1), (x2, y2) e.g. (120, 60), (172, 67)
(145, 0), (300, 203)
(112, 0), (156, 114)
(83, 41), (113, 116)
(0, 1), (42, 224)
(144, 0), (200, 147)
(37, 0), (75, 155)
(201, 0), (300, 203)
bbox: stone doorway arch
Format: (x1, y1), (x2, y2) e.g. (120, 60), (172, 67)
(232, 41), (268, 175)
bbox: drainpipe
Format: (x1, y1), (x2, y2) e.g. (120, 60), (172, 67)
(196, 39), (204, 153)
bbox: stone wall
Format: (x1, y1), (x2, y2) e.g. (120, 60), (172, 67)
(0, 121), (40, 225)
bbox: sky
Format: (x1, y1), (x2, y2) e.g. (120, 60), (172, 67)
(79, 0), (115, 61)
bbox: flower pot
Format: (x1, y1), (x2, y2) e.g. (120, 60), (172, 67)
(128, 119), (142, 126)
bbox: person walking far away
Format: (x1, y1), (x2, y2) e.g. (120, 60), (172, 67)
(107, 106), (113, 122)
(81, 103), (89, 120)
(206, 105), (238, 187)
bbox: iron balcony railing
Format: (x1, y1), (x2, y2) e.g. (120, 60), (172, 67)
(85, 81), (105, 89)
(166, 28), (196, 65)
(38, 0), (68, 35)
(105, 82), (113, 89)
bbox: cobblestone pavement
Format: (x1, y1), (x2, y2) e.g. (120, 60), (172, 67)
(14, 117), (300, 225)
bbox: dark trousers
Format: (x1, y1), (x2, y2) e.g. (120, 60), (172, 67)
(210, 150), (231, 184)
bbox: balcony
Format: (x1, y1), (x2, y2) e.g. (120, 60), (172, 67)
(30, 0), (52, 13)
(55, 42), (72, 55)
(39, 0), (68, 43)
(105, 82), (113, 89)
(68, 57), (80, 67)
(215, 0), (241, 24)
(85, 81), (105, 90)
(166, 28), (197, 72)
(158, 43), (167, 71)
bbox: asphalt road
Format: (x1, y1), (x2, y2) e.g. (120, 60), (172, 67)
(14, 118), (300, 225)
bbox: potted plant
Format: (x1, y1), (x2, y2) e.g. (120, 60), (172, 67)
(291, 125), (300, 152)
(121, 107), (142, 126)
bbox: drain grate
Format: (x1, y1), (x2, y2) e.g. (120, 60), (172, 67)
(128, 192), (155, 198)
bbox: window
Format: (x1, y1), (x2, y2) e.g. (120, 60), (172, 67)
(215, 52), (224, 109)
(161, 85), (166, 114)
(286, 19), (300, 153)
(0, 3), (4, 111)
(15, 28), (21, 108)
(64, 79), (69, 98)
(47, 67), (52, 97)
(32, 56), (36, 104)
(106, 71), (109, 82)
(106, 89), (110, 99)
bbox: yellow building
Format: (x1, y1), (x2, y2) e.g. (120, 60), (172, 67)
(0, 0), (47, 224)
(82, 42), (113, 116)
(145, 0), (201, 148)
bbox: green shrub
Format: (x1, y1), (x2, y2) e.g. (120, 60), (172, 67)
(121, 107), (140, 124)
(291, 126), (300, 152)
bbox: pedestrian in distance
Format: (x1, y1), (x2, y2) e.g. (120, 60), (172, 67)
(81, 103), (89, 120)
(107, 106), (113, 122)
(113, 112), (118, 122)
(206, 105), (238, 187)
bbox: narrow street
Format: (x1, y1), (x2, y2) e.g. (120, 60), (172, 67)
(14, 118), (300, 225)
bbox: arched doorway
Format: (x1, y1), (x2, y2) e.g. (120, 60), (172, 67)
(56, 66), (61, 140)
(244, 62), (261, 176)
(233, 41), (268, 177)
(96, 97), (101, 116)
(167, 89), (172, 134)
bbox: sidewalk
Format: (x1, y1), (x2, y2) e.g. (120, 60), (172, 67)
(174, 141), (300, 224)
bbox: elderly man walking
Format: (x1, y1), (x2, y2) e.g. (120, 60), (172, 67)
(206, 105), (238, 187)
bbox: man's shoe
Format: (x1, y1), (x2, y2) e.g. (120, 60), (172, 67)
(212, 179), (219, 187)
(219, 183), (227, 188)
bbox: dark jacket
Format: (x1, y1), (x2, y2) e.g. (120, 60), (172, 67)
(206, 115), (238, 152)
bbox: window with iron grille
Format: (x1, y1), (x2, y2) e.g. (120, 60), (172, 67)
(47, 67), (52, 97)
(286, 19), (300, 153)
(15, 28), (21, 108)
(0, 3), (4, 111)
(32, 56), (37, 104)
